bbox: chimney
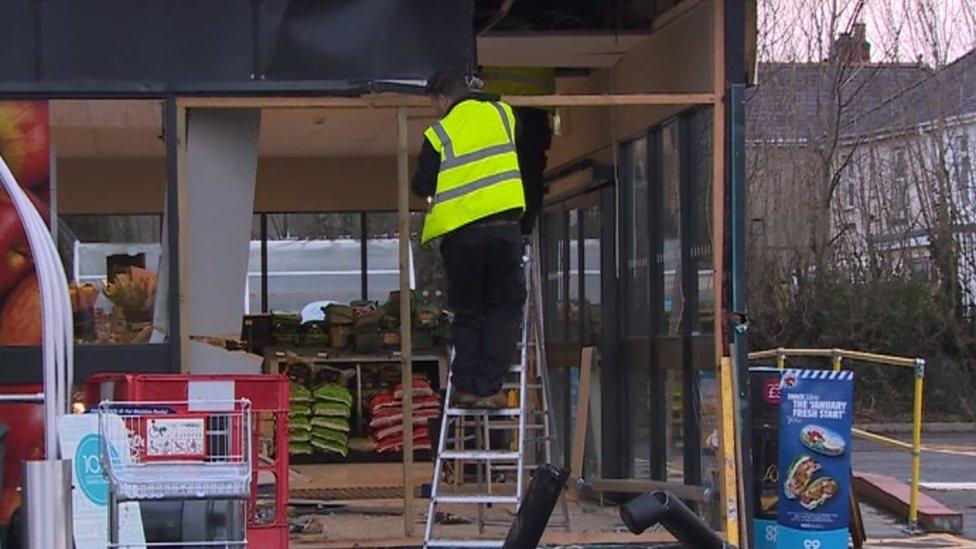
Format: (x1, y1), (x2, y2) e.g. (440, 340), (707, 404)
(833, 22), (871, 64)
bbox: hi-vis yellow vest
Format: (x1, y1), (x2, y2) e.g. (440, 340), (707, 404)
(420, 99), (525, 244)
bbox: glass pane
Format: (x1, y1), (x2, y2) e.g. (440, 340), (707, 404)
(247, 215), (263, 314)
(264, 213), (361, 315)
(582, 206), (601, 345)
(687, 109), (714, 333)
(659, 122), (683, 337)
(658, 121), (685, 483)
(543, 211), (566, 342)
(410, 212), (446, 298)
(567, 209), (581, 343)
(622, 138), (650, 337)
(620, 135), (652, 478)
(366, 212), (402, 303)
(58, 214), (163, 344)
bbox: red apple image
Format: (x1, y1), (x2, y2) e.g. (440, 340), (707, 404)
(0, 190), (49, 296)
(0, 273), (42, 346)
(0, 101), (49, 189)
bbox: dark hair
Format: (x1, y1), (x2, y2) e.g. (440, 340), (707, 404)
(426, 70), (469, 99)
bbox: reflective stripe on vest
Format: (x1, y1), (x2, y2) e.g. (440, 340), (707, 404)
(420, 99), (525, 243)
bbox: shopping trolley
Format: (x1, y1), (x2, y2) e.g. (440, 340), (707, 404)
(98, 399), (253, 548)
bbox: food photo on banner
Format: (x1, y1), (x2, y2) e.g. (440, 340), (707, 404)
(0, 100), (50, 347)
(777, 369), (854, 549)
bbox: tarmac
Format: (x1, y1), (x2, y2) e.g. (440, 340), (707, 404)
(854, 431), (976, 547)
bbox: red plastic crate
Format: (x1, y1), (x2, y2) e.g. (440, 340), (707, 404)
(85, 373), (290, 548)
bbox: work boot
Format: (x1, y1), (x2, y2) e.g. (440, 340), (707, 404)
(450, 389), (479, 408)
(473, 391), (508, 409)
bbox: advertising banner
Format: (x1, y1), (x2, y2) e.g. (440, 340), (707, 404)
(750, 367), (782, 549)
(0, 100), (50, 346)
(59, 414), (146, 549)
(777, 369), (854, 549)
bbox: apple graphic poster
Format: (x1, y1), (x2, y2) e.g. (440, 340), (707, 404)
(777, 369), (853, 549)
(0, 100), (50, 347)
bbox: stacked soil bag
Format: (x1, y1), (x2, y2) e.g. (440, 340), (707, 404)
(289, 384), (314, 455)
(368, 379), (440, 453)
(310, 384), (353, 457)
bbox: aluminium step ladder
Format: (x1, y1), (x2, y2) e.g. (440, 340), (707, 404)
(424, 238), (568, 548)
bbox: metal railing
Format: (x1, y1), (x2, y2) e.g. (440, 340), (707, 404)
(747, 347), (926, 533)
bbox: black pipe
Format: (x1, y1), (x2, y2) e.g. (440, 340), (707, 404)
(620, 491), (732, 549)
(502, 464), (568, 549)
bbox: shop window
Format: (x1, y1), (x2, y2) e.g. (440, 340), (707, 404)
(581, 206), (601, 346)
(686, 109), (714, 334)
(57, 214), (164, 344)
(409, 212), (446, 296)
(543, 210), (567, 342)
(261, 212), (363, 315)
(659, 122), (683, 338)
(367, 212), (404, 303)
(619, 135), (652, 478)
(621, 137), (650, 338)
(247, 212), (430, 317)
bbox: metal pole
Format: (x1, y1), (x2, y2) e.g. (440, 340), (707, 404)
(831, 348), (842, 372)
(396, 106), (415, 537)
(776, 348), (786, 370)
(260, 212), (269, 312)
(908, 358), (925, 533)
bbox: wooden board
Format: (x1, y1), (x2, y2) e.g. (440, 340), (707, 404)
(178, 93), (716, 110)
(291, 463), (434, 492)
(568, 347), (596, 501)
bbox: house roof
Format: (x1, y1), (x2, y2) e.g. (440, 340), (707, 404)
(880, 49), (976, 132)
(745, 61), (932, 142)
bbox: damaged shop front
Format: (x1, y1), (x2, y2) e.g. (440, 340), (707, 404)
(0, 0), (756, 546)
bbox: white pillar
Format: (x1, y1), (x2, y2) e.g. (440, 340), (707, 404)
(184, 108), (261, 373)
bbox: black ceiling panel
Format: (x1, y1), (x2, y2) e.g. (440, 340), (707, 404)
(0, 1), (36, 82)
(0, 0), (474, 96)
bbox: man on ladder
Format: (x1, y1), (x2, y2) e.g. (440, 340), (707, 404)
(411, 70), (529, 409)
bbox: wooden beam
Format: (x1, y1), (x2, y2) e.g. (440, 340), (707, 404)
(504, 93), (716, 107)
(177, 93), (716, 110)
(395, 106), (415, 537)
(568, 347), (596, 501)
(709, 0), (742, 545)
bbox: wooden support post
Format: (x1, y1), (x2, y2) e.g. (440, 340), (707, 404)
(710, 0), (742, 545)
(568, 347), (596, 502)
(396, 106), (415, 536)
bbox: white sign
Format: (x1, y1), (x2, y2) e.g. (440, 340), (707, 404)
(58, 414), (146, 549)
(146, 417), (206, 457)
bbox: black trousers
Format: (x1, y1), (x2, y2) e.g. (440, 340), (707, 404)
(440, 219), (526, 397)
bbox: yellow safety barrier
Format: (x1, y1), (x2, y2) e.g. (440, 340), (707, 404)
(748, 347), (926, 533)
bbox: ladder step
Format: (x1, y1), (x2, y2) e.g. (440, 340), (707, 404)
(426, 540), (504, 548)
(433, 495), (520, 505)
(439, 450), (519, 461)
(487, 422), (544, 430)
(446, 407), (521, 417)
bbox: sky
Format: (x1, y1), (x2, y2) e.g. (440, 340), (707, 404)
(757, 0), (976, 66)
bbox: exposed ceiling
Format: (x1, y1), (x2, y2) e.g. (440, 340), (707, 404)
(473, 0), (684, 33)
(477, 32), (648, 68)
